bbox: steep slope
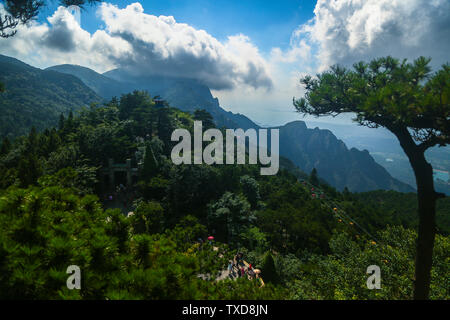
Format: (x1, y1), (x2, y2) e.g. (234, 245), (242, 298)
(45, 64), (134, 99)
(46, 62), (414, 192)
(277, 121), (415, 192)
(47, 64), (257, 130)
(0, 55), (101, 138)
(103, 68), (258, 130)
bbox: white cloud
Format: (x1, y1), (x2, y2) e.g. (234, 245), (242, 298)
(97, 3), (272, 90)
(270, 32), (313, 64)
(0, 2), (273, 90)
(291, 0), (450, 71)
(0, 4), (130, 72)
(217, 0), (450, 126)
(1, 0), (449, 126)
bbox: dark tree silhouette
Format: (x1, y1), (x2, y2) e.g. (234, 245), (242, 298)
(309, 167), (319, 186)
(142, 144), (158, 180)
(294, 56), (449, 299)
(261, 252), (278, 284)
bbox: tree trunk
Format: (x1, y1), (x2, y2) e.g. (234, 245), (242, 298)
(410, 156), (436, 300)
(393, 127), (438, 300)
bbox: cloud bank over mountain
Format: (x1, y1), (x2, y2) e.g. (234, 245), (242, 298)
(0, 2), (273, 91)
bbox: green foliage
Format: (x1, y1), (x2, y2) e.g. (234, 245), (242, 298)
(295, 56), (450, 299)
(309, 168), (319, 186)
(0, 55), (101, 138)
(240, 175), (261, 209)
(193, 109), (215, 130)
(239, 226), (269, 253)
(274, 254), (302, 286)
(38, 166), (98, 196)
(0, 185), (284, 299)
(17, 153), (42, 187)
(141, 145), (159, 180)
(353, 190), (450, 235)
(291, 226), (449, 300)
(138, 176), (169, 202)
(0, 137), (11, 155)
(130, 201), (164, 235)
(257, 181), (333, 255)
(156, 106), (176, 154)
(261, 252), (279, 284)
(168, 215), (207, 252)
(0, 84), (448, 300)
(295, 56), (449, 144)
(0, 186), (118, 299)
(207, 192), (255, 246)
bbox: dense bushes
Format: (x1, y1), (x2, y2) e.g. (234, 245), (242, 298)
(0, 91), (448, 299)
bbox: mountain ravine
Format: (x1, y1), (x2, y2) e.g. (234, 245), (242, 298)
(41, 61), (414, 192)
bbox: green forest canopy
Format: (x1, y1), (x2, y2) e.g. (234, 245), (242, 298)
(0, 91), (448, 299)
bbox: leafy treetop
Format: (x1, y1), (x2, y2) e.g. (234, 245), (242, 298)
(294, 56), (449, 151)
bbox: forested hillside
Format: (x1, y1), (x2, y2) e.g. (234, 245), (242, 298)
(46, 61), (414, 193)
(0, 91), (448, 299)
(0, 55), (102, 138)
(46, 64), (133, 100)
(277, 121), (414, 192)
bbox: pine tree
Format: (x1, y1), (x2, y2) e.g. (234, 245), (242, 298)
(58, 113), (65, 131)
(142, 145), (158, 180)
(295, 57), (450, 298)
(240, 175), (260, 209)
(261, 252), (278, 284)
(0, 137), (11, 155)
(26, 126), (38, 154)
(17, 154), (41, 187)
(193, 109), (215, 130)
(157, 107), (174, 154)
(309, 168), (319, 186)
(67, 111), (74, 131)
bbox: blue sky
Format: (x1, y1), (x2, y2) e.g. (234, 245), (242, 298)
(38, 0), (316, 55)
(2, 0), (449, 126)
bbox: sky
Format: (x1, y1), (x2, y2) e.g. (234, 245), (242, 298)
(1, 0), (449, 127)
(36, 0), (316, 52)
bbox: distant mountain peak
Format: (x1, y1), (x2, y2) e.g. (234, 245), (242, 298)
(28, 57), (414, 193)
(0, 55), (101, 138)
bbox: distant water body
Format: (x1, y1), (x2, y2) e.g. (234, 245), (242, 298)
(433, 169), (449, 182)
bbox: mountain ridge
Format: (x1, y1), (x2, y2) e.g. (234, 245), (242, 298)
(2, 57), (414, 192)
(0, 55), (102, 138)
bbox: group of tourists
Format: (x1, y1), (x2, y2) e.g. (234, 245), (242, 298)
(227, 252), (261, 282)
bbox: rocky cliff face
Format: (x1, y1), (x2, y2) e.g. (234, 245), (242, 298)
(46, 62), (414, 192)
(277, 121), (414, 192)
(102, 68), (258, 130)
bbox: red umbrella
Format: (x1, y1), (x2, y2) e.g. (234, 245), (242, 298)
(207, 236), (214, 240)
